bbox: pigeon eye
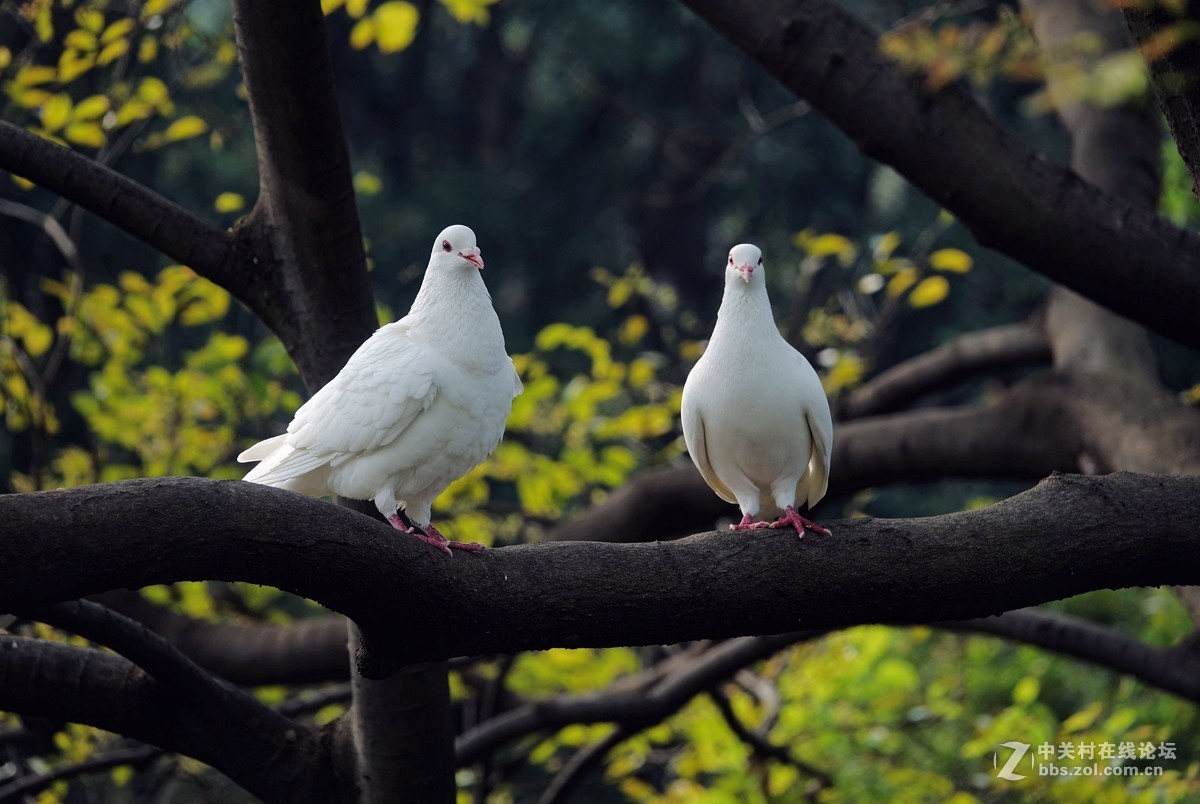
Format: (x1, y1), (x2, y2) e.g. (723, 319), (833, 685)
(442, 240), (452, 252)
(758, 258), (762, 265)
(727, 255), (733, 264)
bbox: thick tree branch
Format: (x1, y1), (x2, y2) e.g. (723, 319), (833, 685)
(1, 473), (1198, 677)
(678, 0), (1200, 352)
(0, 636), (347, 803)
(91, 590), (349, 685)
(947, 609), (1200, 703)
(837, 321), (1050, 419)
(1124, 1), (1200, 198)
(0, 121), (233, 284)
(231, 0), (376, 388)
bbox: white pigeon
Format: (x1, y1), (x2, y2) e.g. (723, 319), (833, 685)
(238, 224), (523, 555)
(681, 243), (832, 537)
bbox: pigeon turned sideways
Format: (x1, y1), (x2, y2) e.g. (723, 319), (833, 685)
(238, 225), (523, 556)
(680, 243), (832, 537)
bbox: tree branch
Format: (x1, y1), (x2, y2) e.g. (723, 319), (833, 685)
(837, 321), (1050, 419)
(231, 0), (376, 388)
(0, 743), (163, 802)
(456, 634), (808, 765)
(4, 473), (1198, 677)
(91, 590), (349, 685)
(0, 636), (348, 803)
(946, 609), (1200, 703)
(677, 0), (1200, 352)
(0, 121), (233, 285)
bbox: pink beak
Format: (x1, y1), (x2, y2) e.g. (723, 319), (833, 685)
(459, 247), (484, 269)
(737, 263), (754, 283)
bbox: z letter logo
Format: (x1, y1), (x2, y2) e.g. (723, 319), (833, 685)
(995, 741), (1030, 781)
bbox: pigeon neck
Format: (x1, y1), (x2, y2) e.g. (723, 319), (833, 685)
(714, 276), (775, 337)
(409, 266), (506, 363)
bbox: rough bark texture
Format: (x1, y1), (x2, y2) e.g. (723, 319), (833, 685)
(1, 473), (1198, 674)
(1124, 0), (1200, 198)
(678, 0), (1200, 352)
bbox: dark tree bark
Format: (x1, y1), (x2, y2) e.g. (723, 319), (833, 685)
(678, 0), (1200, 352)
(1, 473), (1198, 674)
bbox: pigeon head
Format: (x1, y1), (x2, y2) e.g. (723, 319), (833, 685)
(431, 224), (484, 270)
(726, 243), (763, 285)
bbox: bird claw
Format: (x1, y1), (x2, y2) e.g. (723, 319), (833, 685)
(769, 507), (831, 538)
(730, 514), (773, 530)
(389, 512), (485, 555)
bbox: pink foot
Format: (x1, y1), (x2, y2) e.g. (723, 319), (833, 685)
(730, 513), (773, 530)
(388, 514), (484, 556)
(769, 506), (832, 538)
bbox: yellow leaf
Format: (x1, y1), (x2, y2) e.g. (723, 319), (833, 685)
(805, 233), (856, 261)
(97, 38), (130, 66)
(908, 275), (950, 308)
(12, 174), (35, 191)
(75, 8), (105, 33)
(10, 88), (52, 109)
(16, 64), (57, 86)
(0, 46), (11, 69)
(322, 0), (346, 14)
(873, 230), (902, 260)
(64, 122), (106, 148)
(142, 0), (173, 18)
(163, 115), (208, 142)
(440, 0), (498, 25)
(1062, 700), (1104, 733)
(71, 94), (110, 121)
(350, 18), (375, 49)
(885, 266), (919, 298)
(41, 93), (73, 132)
(137, 76), (170, 106)
(375, 2), (420, 53)
(57, 50), (95, 83)
(214, 192), (245, 213)
(101, 18), (136, 44)
(114, 98), (152, 127)
(64, 29), (98, 51)
(346, 0), (370, 18)
(929, 247), (972, 273)
(618, 314), (648, 346)
(138, 37), (158, 64)
(353, 170), (382, 195)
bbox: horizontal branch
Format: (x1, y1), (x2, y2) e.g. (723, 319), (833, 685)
(0, 636), (347, 803)
(0, 120), (233, 286)
(947, 609), (1200, 703)
(1, 473), (1198, 679)
(679, 0), (1200, 352)
(455, 633), (807, 765)
(92, 590), (349, 685)
(838, 321), (1050, 419)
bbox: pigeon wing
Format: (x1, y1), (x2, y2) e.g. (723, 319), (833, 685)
(247, 322), (440, 485)
(681, 390), (737, 505)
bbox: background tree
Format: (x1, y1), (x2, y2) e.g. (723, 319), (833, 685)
(1, 0), (1200, 801)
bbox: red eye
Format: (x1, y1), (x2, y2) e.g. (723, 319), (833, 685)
(442, 240), (452, 252)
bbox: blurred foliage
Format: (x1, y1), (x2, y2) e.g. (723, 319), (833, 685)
(2, 0), (1199, 802)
